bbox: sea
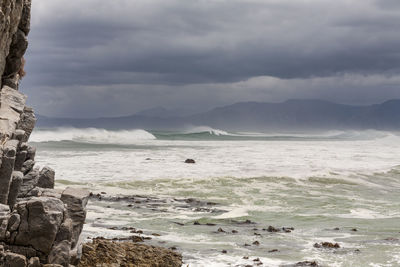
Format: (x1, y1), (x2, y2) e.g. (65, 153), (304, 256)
(29, 127), (400, 267)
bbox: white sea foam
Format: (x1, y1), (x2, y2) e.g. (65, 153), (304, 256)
(183, 125), (231, 136)
(30, 127), (156, 144)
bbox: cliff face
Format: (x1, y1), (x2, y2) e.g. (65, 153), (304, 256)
(0, 1), (90, 266)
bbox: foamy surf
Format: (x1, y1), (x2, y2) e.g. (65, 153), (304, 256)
(30, 127), (156, 144)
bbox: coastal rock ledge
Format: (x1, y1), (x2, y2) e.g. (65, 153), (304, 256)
(0, 0), (91, 266)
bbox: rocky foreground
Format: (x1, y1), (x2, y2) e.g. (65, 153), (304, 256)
(0, 1), (182, 266)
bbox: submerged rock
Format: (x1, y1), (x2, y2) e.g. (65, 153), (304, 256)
(313, 242), (340, 249)
(184, 159), (195, 164)
(78, 239), (182, 267)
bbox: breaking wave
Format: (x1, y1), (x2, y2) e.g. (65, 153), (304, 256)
(30, 128), (156, 144)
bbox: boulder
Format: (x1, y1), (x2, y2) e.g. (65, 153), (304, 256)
(37, 167), (55, 189)
(15, 197), (65, 254)
(61, 188), (90, 249)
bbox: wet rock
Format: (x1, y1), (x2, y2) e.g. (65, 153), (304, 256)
(269, 249), (279, 252)
(221, 249), (227, 254)
(313, 242), (340, 249)
(217, 227), (225, 233)
(351, 228), (357, 232)
(252, 241), (260, 246)
(232, 230), (238, 233)
(235, 219), (255, 224)
(265, 226), (280, 232)
(184, 159), (195, 164)
(294, 261), (319, 266)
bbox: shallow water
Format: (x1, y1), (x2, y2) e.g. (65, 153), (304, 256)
(30, 128), (400, 266)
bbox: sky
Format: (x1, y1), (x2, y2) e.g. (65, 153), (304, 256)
(22, 0), (400, 118)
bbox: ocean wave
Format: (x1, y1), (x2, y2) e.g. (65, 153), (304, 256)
(183, 126), (232, 136)
(30, 127), (156, 144)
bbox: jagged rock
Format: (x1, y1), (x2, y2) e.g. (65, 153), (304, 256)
(15, 197), (65, 254)
(19, 168), (39, 197)
(3, 28), (28, 80)
(48, 240), (71, 267)
(0, 0), (24, 83)
(14, 150), (27, 171)
(17, 107), (36, 142)
(21, 159), (35, 175)
(0, 139), (18, 204)
(55, 218), (73, 243)
(37, 167), (55, 189)
(25, 145), (35, 161)
(19, 0), (32, 36)
(61, 188), (90, 249)
(7, 171), (23, 208)
(0, 87), (27, 137)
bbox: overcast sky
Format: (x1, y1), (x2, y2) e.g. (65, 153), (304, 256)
(22, 0), (400, 117)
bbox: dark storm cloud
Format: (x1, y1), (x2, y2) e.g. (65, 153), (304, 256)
(21, 0), (400, 117)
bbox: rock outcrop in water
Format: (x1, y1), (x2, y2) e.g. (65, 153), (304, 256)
(0, 1), (90, 266)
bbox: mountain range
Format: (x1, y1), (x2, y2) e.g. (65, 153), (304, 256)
(36, 99), (400, 131)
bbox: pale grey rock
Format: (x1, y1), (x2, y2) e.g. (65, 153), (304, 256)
(55, 218), (73, 243)
(61, 188), (89, 249)
(0, 217), (9, 241)
(0, 139), (18, 204)
(0, 87), (27, 138)
(17, 107), (36, 142)
(25, 145), (35, 161)
(18, 168), (39, 197)
(15, 197), (65, 254)
(7, 171), (23, 208)
(13, 129), (25, 141)
(0, 204), (10, 217)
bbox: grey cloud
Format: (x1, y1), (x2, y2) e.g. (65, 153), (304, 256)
(21, 0), (400, 117)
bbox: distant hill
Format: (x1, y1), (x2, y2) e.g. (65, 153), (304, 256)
(36, 99), (400, 131)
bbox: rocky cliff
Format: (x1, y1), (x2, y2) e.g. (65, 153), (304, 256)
(0, 1), (90, 266)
